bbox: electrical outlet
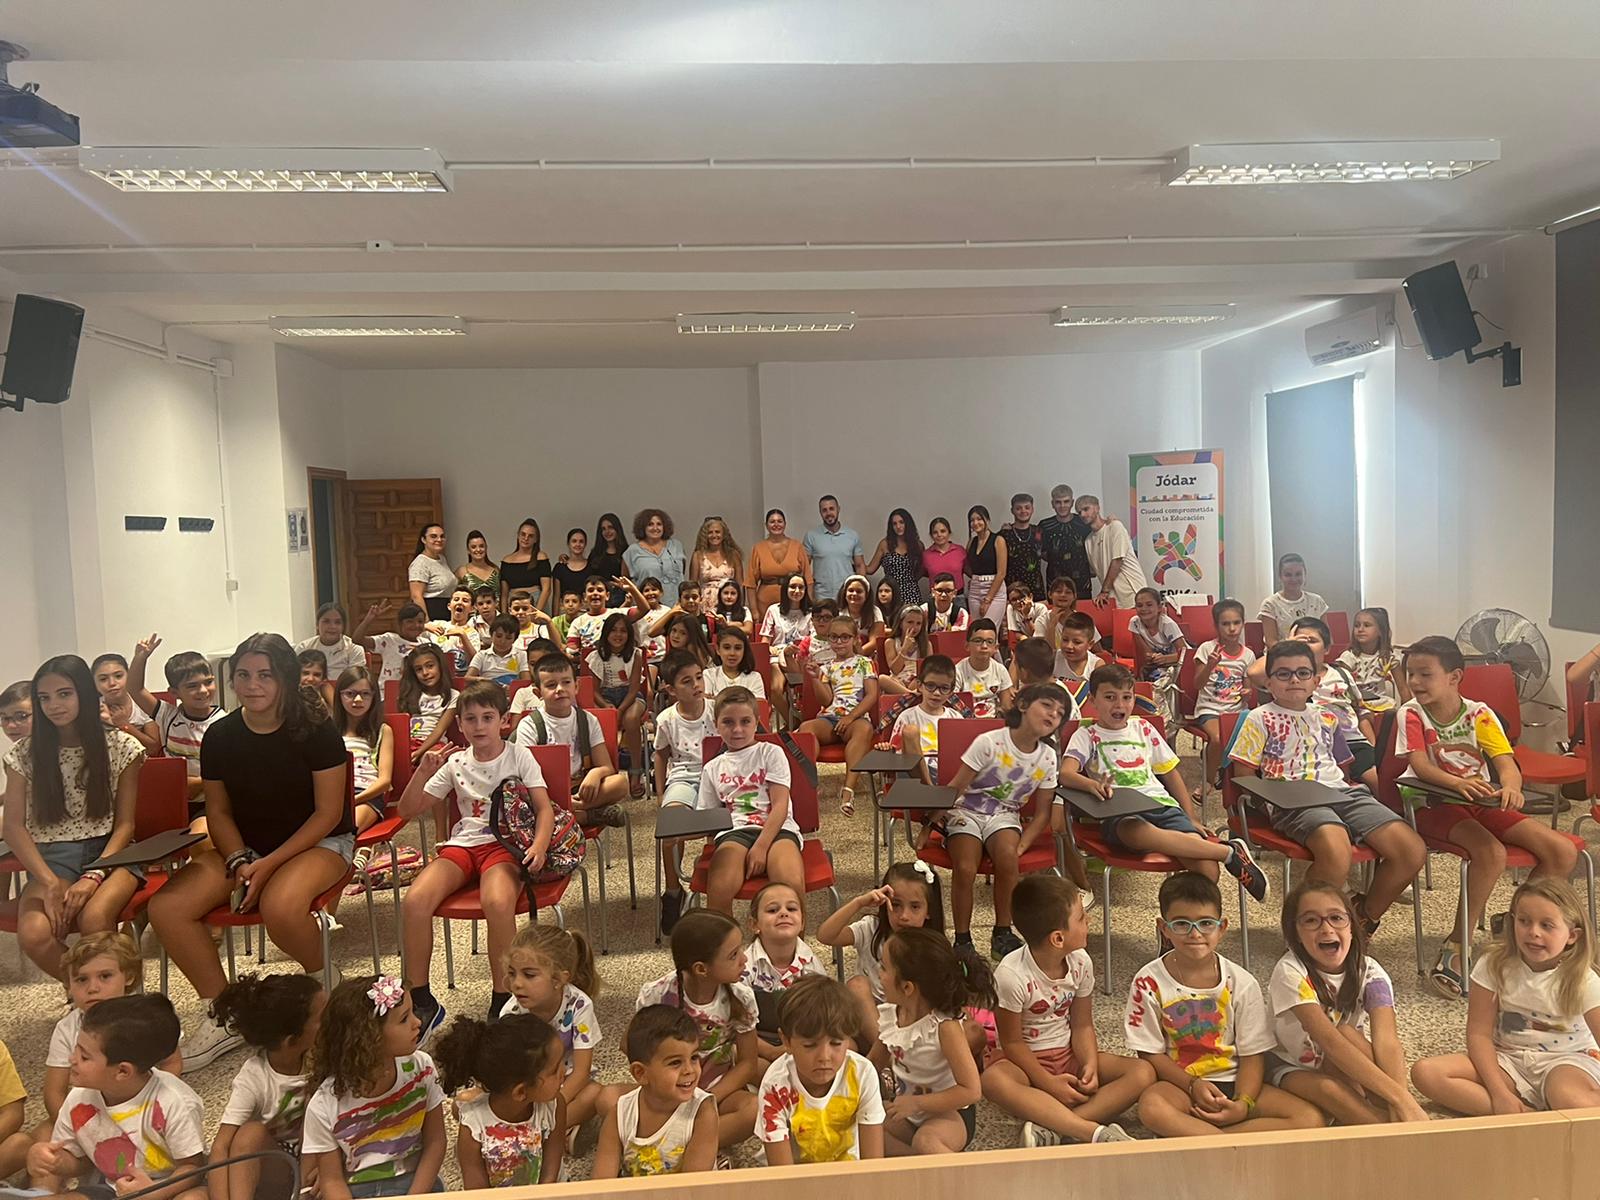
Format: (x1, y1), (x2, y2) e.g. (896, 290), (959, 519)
(1466, 262), (1490, 282)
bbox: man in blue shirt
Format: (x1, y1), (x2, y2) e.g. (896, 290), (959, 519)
(803, 494), (865, 602)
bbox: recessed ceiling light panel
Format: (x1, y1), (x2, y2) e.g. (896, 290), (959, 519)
(81, 147), (451, 193)
(269, 316), (466, 337)
(1165, 140), (1499, 185)
(676, 312), (856, 335)
(1052, 305), (1235, 327)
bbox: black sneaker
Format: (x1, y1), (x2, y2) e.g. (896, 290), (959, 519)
(585, 804), (628, 828)
(659, 890), (684, 937)
(416, 997), (447, 1049)
(1490, 910), (1508, 938)
(1225, 839), (1270, 902)
(990, 926), (1024, 961)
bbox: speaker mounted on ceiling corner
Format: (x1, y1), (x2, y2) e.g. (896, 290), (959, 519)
(1401, 261), (1482, 361)
(1, 293), (85, 408)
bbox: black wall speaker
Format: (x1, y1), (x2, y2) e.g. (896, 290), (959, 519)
(1401, 261), (1482, 361)
(2, 294), (85, 407)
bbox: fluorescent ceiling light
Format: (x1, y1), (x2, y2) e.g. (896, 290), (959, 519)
(1053, 305), (1234, 327)
(270, 316), (466, 337)
(1165, 140), (1499, 186)
(676, 312), (856, 334)
(80, 147), (451, 193)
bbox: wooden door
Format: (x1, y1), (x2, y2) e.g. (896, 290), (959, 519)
(338, 478), (444, 633)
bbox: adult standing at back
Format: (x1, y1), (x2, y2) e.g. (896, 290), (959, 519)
(1076, 495), (1147, 608)
(964, 504), (1008, 624)
(407, 523), (456, 621)
(689, 517), (744, 595)
(624, 509), (688, 596)
(1038, 483), (1096, 599)
(499, 518), (553, 613)
(863, 508), (924, 608)
(803, 495), (865, 603)
(1000, 492), (1046, 597)
(746, 508), (812, 620)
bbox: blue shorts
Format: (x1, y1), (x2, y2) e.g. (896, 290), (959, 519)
(816, 713), (843, 730)
(349, 1175), (446, 1198)
(1104, 804), (1200, 851)
(316, 832), (357, 863)
(31, 835), (144, 886)
(600, 684), (630, 707)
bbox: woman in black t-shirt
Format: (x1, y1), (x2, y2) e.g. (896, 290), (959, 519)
(149, 632), (352, 1068)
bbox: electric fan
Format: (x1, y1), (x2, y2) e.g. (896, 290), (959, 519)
(1454, 608), (1551, 701)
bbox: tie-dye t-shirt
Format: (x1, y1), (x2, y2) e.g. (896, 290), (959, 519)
(1065, 719), (1181, 804)
(889, 704), (965, 777)
(696, 741), (801, 837)
(219, 1053), (310, 1151)
(1267, 950), (1395, 1070)
(994, 944), (1096, 1053)
(1469, 955), (1600, 1053)
(742, 936), (827, 994)
(456, 1094), (559, 1188)
(1123, 953), (1274, 1081)
(1393, 698), (1514, 787)
(635, 975), (759, 1088)
(756, 1050), (885, 1162)
(821, 656), (875, 717)
(955, 658), (1013, 718)
(1193, 642), (1257, 716)
(499, 984), (601, 1077)
(301, 1052), (445, 1184)
(52, 1070), (206, 1185)
(1226, 703), (1351, 788)
(954, 728), (1058, 818)
(616, 1087), (711, 1177)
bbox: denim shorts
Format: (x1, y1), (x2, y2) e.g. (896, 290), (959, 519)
(1266, 785), (1402, 847)
(32, 835), (144, 886)
(1104, 804), (1200, 850)
(316, 832), (357, 863)
(660, 779), (698, 808)
(349, 1175), (446, 1198)
(714, 827), (802, 852)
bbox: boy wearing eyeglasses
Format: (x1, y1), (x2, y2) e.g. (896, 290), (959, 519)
(1226, 640), (1425, 937)
(884, 655), (965, 786)
(1125, 872), (1321, 1138)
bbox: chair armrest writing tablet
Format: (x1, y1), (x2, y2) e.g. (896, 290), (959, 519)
(654, 808), (734, 841)
(87, 830), (206, 871)
(879, 781), (959, 812)
(1061, 787), (1173, 820)
(1234, 778), (1351, 809)
(855, 749), (919, 775)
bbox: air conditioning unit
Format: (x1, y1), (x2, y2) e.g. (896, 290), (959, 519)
(1305, 306), (1383, 366)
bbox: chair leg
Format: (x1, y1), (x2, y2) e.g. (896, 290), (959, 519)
(257, 922), (267, 964)
(1237, 875), (1251, 971)
(1410, 857), (1426, 978)
(444, 918), (456, 989)
(579, 867), (594, 949)
(224, 928), (237, 982)
(597, 832), (609, 955)
(471, 920), (480, 956)
(322, 913), (334, 984)
(1283, 858), (1292, 894)
(1582, 850), (1598, 939)
(1458, 857), (1471, 993)
(1100, 868), (1113, 996)
(625, 815), (637, 909)
(364, 877), (381, 976)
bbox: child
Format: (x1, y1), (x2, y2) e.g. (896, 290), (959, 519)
(714, 580), (753, 636)
(704, 625), (766, 701)
(881, 606), (930, 696)
(397, 643), (457, 765)
(662, 612), (713, 671)
(1396, 635), (1580, 998)
(1192, 599), (1257, 785)
(925, 573), (969, 634)
(698, 687), (805, 912)
(333, 666), (394, 877)
(818, 861), (943, 1055)
(982, 874), (1150, 1145)
(743, 881), (828, 1065)
(210, 973), (327, 1200)
(1228, 638), (1425, 934)
(552, 591), (583, 646)
(566, 577), (624, 658)
(27, 995), (207, 1199)
(515, 653), (630, 820)
(954, 619), (1014, 719)
(936, 683), (1067, 961)
(508, 589), (556, 659)
(1130, 586), (1187, 703)
(1010, 638), (1071, 702)
(793, 600), (840, 678)
(636, 910), (760, 1146)
(759, 573), (814, 710)
(652, 651), (713, 934)
(664, 582), (714, 647)
(877, 928), (989, 1156)
(1125, 872), (1321, 1136)
(799, 616), (879, 816)
(624, 576), (671, 666)
(508, 638), (560, 721)
(757, 975), (886, 1163)
(471, 588), (502, 648)
(586, 612), (647, 789)
(424, 586), (481, 672)
(1062, 664), (1268, 898)
(1339, 606), (1407, 713)
(1291, 616), (1378, 789)
(128, 632), (223, 812)
(436, 1013), (567, 1188)
(299, 648), (334, 711)
(499, 924), (604, 1131)
(91, 653), (158, 753)
(1269, 882), (1427, 1124)
(400, 680), (558, 1035)
(837, 575), (885, 658)
(887, 656), (965, 786)
(593, 1006), (717, 1178)
(296, 602), (368, 678)
(1005, 581), (1045, 641)
(2, 657), (146, 979)
(1413, 878), (1600, 1114)
(1257, 552), (1328, 645)
(468, 615), (531, 686)
(0, 681), (31, 749)
(1036, 577), (1078, 642)
(1055, 611), (1105, 709)
(353, 599), (428, 685)
(302, 976), (447, 1198)
(0, 1039), (23, 1181)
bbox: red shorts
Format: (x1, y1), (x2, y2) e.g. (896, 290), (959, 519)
(1032, 1045), (1083, 1077)
(437, 840), (521, 880)
(1413, 802), (1526, 840)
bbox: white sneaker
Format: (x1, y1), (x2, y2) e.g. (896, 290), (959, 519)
(181, 1014), (243, 1071)
(315, 911), (344, 934)
(313, 961), (343, 991)
(1020, 1121), (1062, 1149)
(1081, 889), (1097, 913)
(1092, 1123), (1135, 1143)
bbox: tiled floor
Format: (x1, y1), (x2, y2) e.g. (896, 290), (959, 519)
(0, 743), (1589, 1187)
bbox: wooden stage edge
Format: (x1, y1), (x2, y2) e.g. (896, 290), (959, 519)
(457, 1109), (1599, 1199)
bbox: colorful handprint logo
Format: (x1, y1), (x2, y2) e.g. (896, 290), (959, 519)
(1151, 525), (1202, 584)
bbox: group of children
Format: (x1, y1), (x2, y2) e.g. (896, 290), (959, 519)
(5, 546), (1600, 1193)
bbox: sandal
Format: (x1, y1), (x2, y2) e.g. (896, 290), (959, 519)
(1429, 942), (1466, 999)
(839, 787), (856, 817)
(1350, 892), (1381, 938)
(629, 774), (646, 800)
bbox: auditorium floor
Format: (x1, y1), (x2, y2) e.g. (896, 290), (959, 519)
(0, 743), (1578, 1184)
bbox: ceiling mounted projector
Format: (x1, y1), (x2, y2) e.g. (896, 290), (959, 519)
(0, 41), (79, 149)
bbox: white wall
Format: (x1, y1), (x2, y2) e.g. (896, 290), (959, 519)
(276, 346), (347, 639)
(339, 366), (763, 561)
(0, 382), (76, 685)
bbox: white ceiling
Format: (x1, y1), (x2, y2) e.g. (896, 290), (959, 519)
(3, 1), (1599, 367)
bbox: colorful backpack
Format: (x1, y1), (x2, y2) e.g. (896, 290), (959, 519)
(488, 777), (585, 915)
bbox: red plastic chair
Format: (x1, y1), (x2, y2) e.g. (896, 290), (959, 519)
(435, 744), (594, 989)
(1244, 621), (1266, 656)
(687, 732), (839, 924)
(752, 640), (774, 683)
(1111, 609), (1140, 667)
(916, 718), (1061, 888)
(799, 675), (850, 767)
(348, 713), (420, 974)
(1178, 605), (1218, 646)
(1324, 611), (1352, 660)
(1219, 712), (1424, 974)
(1461, 663), (1586, 791)
(931, 630), (969, 663)
(577, 676), (597, 708)
(1566, 663), (1591, 752)
(1076, 600), (1115, 641)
